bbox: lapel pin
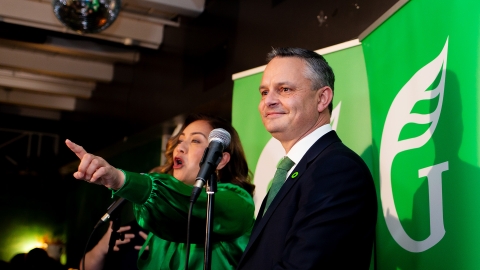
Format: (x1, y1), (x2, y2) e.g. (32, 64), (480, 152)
(291, 172), (299, 178)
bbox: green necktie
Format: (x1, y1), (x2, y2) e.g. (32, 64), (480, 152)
(263, 156), (295, 215)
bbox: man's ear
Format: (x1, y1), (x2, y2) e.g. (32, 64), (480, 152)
(317, 86), (333, 113)
(216, 152), (231, 170)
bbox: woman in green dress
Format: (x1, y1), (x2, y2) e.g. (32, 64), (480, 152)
(66, 114), (255, 270)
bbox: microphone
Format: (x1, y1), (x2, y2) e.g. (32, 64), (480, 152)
(94, 198), (127, 229)
(190, 128), (231, 203)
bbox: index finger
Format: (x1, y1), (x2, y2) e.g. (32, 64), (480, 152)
(138, 231), (148, 240)
(65, 139), (87, 159)
(116, 225), (132, 233)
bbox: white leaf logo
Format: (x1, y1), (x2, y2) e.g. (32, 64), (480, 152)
(380, 37), (450, 252)
(330, 101), (341, 130)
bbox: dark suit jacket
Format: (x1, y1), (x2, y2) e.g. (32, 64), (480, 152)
(237, 131), (377, 269)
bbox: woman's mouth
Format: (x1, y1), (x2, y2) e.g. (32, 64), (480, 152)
(173, 157), (183, 169)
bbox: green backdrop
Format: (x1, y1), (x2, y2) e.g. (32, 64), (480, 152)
(232, 0), (480, 268)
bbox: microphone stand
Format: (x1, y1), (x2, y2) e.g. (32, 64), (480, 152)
(104, 212), (123, 269)
(107, 211), (123, 254)
(204, 172), (217, 270)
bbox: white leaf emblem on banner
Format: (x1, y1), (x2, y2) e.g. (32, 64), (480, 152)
(330, 101), (341, 130)
(380, 37), (449, 252)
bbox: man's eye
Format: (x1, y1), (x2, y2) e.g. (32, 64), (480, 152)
(281, 87), (291, 92)
(260, 90), (268, 96)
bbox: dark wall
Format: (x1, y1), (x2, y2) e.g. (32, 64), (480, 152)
(232, 0), (396, 72)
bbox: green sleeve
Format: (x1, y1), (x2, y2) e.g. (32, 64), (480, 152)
(114, 171), (254, 243)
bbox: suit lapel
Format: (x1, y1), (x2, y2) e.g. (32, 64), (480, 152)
(241, 131), (341, 260)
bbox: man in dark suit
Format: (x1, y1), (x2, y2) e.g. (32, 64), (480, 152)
(237, 47), (377, 269)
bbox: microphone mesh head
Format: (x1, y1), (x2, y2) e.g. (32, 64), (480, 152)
(209, 128), (231, 148)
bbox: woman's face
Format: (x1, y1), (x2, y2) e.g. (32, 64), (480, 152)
(173, 120), (213, 185)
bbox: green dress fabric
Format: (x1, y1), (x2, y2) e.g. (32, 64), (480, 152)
(114, 171), (254, 270)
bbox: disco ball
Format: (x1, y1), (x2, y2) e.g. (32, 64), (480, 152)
(52, 0), (121, 34)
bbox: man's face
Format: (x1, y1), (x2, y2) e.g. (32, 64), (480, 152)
(258, 57), (324, 145)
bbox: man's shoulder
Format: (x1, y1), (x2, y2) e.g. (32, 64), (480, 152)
(308, 130), (343, 154)
(310, 132), (369, 168)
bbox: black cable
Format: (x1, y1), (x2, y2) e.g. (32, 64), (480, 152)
(81, 227), (97, 270)
(184, 200), (194, 270)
